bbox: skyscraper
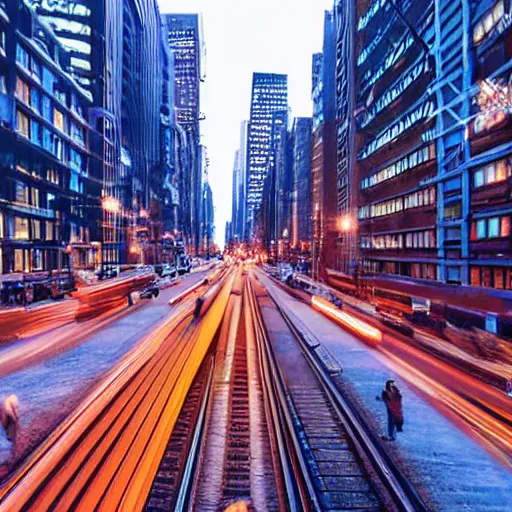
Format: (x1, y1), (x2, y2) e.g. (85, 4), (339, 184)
(292, 117), (313, 250)
(162, 13), (204, 255)
(246, 73), (288, 237)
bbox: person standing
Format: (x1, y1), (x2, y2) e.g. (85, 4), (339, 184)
(380, 380), (403, 440)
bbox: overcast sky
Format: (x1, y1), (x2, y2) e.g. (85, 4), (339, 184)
(158, 0), (334, 247)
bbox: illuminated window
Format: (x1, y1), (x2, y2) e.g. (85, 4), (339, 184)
(16, 110), (29, 138)
(494, 268), (504, 289)
(32, 249), (43, 271)
(14, 217), (29, 239)
(471, 222), (478, 241)
(46, 221), (54, 241)
(32, 219), (41, 239)
(496, 160), (507, 181)
(0, 211), (3, 238)
(15, 78), (30, 103)
(488, 217), (500, 237)
(476, 219), (486, 239)
(471, 267), (481, 286)
(501, 217), (510, 237)
(482, 267), (492, 287)
(54, 109), (65, 132)
(474, 169), (485, 187)
(31, 188), (40, 208)
(15, 182), (28, 204)
(14, 249), (23, 272)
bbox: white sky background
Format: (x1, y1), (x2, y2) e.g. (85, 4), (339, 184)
(158, 0), (334, 248)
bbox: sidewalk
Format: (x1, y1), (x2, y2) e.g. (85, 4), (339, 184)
(257, 270), (512, 511)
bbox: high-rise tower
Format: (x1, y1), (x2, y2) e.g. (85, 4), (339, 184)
(246, 73), (288, 237)
(162, 13), (204, 255)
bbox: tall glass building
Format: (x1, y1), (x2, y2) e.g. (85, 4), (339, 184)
(246, 73), (288, 237)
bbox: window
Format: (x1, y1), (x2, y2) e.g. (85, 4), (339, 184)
(14, 249), (24, 272)
(446, 227), (461, 240)
(31, 88), (41, 113)
(471, 267), (481, 287)
(32, 249), (43, 271)
(0, 211), (3, 238)
(474, 169), (484, 188)
(70, 172), (80, 192)
(473, 158), (511, 187)
(447, 267), (461, 283)
(30, 120), (41, 146)
(16, 110), (30, 138)
(482, 267), (492, 287)
(32, 219), (41, 239)
(14, 217), (29, 239)
(47, 169), (59, 185)
(488, 217), (500, 238)
(444, 202), (461, 219)
(16, 44), (28, 68)
(46, 221), (54, 241)
(47, 193), (56, 210)
(54, 110), (65, 132)
(15, 182), (28, 204)
(477, 219), (487, 239)
(494, 268), (504, 289)
(31, 188), (40, 208)
(42, 95), (52, 121)
(15, 78), (30, 103)
(473, 0), (505, 45)
(501, 217), (510, 237)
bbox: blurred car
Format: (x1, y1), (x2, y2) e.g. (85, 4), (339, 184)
(377, 310), (414, 338)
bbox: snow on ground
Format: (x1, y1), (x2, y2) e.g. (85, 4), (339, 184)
(257, 270), (512, 512)
(0, 271), (208, 473)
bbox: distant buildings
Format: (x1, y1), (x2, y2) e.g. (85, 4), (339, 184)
(162, 13), (205, 256)
(246, 72), (288, 237)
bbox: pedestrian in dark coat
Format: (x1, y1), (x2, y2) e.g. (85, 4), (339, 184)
(380, 380), (403, 440)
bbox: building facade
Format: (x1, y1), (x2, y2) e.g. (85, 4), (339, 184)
(334, 0), (512, 295)
(291, 117), (313, 250)
(246, 72), (288, 237)
(312, 10), (338, 278)
(0, 0), (98, 276)
(347, 0), (438, 281)
(163, 13), (204, 256)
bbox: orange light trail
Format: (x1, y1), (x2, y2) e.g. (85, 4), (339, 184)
(311, 295), (383, 344)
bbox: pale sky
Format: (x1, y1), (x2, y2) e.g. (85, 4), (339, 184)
(158, 0), (334, 247)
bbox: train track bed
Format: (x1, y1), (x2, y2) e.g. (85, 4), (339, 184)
(187, 273), (281, 511)
(250, 276), (426, 512)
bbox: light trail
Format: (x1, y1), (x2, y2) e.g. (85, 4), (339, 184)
(311, 295), (383, 344)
